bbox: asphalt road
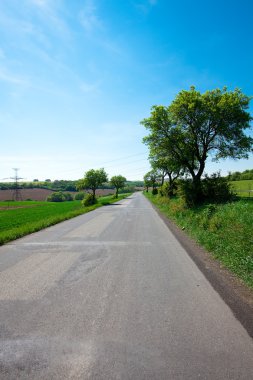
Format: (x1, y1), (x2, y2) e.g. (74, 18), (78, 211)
(0, 192), (253, 379)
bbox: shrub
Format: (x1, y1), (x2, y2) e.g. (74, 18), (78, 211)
(152, 188), (158, 195)
(63, 192), (73, 201)
(201, 173), (235, 203)
(178, 179), (199, 207)
(74, 192), (85, 200)
(179, 173), (235, 207)
(47, 192), (65, 202)
(82, 193), (97, 207)
(159, 182), (170, 197)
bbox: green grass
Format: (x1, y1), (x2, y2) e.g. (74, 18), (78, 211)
(145, 192), (253, 288)
(230, 180), (253, 197)
(0, 194), (131, 245)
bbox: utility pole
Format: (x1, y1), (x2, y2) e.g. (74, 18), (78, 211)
(11, 168), (23, 201)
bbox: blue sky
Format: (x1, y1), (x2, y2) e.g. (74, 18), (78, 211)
(0, 0), (252, 181)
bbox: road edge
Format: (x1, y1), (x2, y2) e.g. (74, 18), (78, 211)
(147, 197), (253, 339)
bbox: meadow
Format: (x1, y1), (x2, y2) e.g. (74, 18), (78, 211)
(145, 192), (253, 288)
(230, 179), (253, 197)
(0, 194), (130, 245)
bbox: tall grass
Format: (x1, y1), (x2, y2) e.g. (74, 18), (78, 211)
(145, 192), (253, 288)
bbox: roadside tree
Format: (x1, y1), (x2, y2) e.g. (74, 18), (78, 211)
(142, 87), (252, 202)
(77, 168), (108, 203)
(144, 170), (160, 193)
(110, 175), (126, 198)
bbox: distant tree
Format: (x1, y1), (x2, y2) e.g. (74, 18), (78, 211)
(149, 153), (183, 196)
(77, 168), (108, 203)
(45, 179), (51, 182)
(144, 170), (160, 192)
(110, 175), (127, 198)
(33, 179), (39, 182)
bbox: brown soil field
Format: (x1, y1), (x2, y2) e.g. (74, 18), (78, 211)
(0, 188), (115, 201)
(0, 189), (55, 201)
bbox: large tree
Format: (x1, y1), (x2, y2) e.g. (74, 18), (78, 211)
(77, 168), (108, 202)
(141, 87), (253, 195)
(110, 175), (126, 198)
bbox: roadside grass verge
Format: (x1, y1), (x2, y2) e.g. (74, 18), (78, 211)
(0, 194), (131, 245)
(144, 192), (253, 288)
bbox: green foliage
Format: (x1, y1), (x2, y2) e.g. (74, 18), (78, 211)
(47, 192), (73, 202)
(110, 175), (126, 198)
(78, 168), (108, 201)
(74, 192), (86, 200)
(63, 193), (73, 201)
(142, 86), (253, 202)
(143, 170), (160, 191)
(47, 192), (66, 202)
(227, 169), (253, 181)
(152, 188), (158, 195)
(145, 192), (253, 288)
(159, 181), (178, 197)
(82, 193), (97, 207)
(201, 174), (234, 203)
(178, 174), (234, 207)
(0, 180), (78, 191)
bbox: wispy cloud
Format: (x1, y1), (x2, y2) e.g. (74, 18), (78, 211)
(26, 0), (72, 42)
(133, 0), (158, 14)
(79, 0), (103, 34)
(80, 81), (100, 94)
(0, 67), (29, 86)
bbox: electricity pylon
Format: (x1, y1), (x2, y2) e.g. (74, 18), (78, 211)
(11, 168), (24, 201)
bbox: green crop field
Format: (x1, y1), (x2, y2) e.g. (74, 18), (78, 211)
(230, 180), (253, 197)
(0, 194), (130, 245)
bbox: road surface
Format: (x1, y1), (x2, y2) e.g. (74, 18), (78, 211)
(0, 192), (253, 379)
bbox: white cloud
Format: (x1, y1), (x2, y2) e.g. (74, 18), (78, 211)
(29, 0), (49, 8)
(80, 81), (101, 94)
(0, 67), (29, 86)
(79, 0), (103, 34)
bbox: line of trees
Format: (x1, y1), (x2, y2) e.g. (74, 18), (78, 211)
(142, 86), (253, 206)
(77, 168), (127, 204)
(226, 169), (253, 181)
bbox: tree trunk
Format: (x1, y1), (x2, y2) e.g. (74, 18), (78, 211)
(92, 188), (96, 202)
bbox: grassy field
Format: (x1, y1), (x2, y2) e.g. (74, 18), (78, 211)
(145, 192), (253, 288)
(0, 194), (130, 245)
(230, 179), (253, 197)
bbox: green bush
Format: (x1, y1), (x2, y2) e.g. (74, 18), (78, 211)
(74, 192), (85, 200)
(201, 173), (235, 203)
(63, 192), (73, 201)
(152, 188), (158, 195)
(179, 173), (235, 207)
(47, 192), (65, 202)
(82, 193), (97, 207)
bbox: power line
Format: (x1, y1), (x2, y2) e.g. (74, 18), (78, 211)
(57, 152), (149, 175)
